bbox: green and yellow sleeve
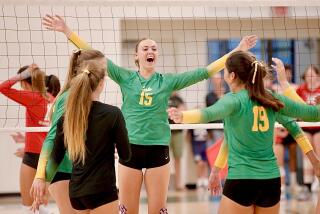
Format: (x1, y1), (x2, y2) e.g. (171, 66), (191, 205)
(207, 54), (229, 77)
(276, 113), (313, 154)
(182, 93), (238, 124)
(283, 86), (305, 104)
(35, 92), (70, 180)
(68, 32), (91, 50)
(214, 140), (228, 169)
(275, 93), (320, 122)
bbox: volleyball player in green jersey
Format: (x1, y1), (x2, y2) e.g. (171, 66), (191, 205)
(41, 15), (257, 214)
(30, 50), (106, 214)
(167, 51), (320, 213)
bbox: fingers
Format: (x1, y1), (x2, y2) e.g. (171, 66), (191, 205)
(42, 14), (58, 30)
(30, 184), (36, 199)
(55, 14), (63, 21)
(42, 15), (54, 25)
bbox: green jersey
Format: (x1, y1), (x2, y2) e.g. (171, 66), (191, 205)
(200, 89), (317, 179)
(107, 60), (209, 146)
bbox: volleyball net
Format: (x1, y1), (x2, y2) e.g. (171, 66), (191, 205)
(1, 1), (320, 132)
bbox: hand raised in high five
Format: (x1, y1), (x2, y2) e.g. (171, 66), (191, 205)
(42, 14), (71, 37)
(235, 35), (258, 52)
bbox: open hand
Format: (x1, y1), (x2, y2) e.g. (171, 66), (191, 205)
(30, 178), (48, 205)
(167, 107), (183, 123)
(14, 147), (25, 158)
(236, 35), (258, 52)
(42, 14), (71, 36)
(208, 170), (222, 196)
(271, 57), (288, 88)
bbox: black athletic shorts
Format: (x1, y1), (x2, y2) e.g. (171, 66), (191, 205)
(223, 177), (281, 207)
(70, 191), (118, 210)
(22, 152), (39, 169)
(50, 172), (71, 184)
(119, 144), (170, 170)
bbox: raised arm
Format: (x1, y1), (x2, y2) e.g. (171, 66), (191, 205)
(206, 35), (257, 76)
(272, 57), (305, 103)
(43, 15), (132, 84)
(272, 59), (319, 121)
(0, 67), (37, 106)
(168, 36), (258, 91)
(42, 15), (90, 50)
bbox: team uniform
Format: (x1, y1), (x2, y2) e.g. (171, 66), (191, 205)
(107, 60), (209, 169)
(182, 89), (317, 207)
(36, 32), (228, 180)
(48, 102), (131, 210)
(35, 91), (72, 182)
(0, 79), (53, 169)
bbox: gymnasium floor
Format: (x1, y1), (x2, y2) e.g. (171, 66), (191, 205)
(0, 189), (317, 214)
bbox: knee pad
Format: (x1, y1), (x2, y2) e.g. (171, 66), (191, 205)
(160, 207), (168, 214)
(119, 204), (127, 214)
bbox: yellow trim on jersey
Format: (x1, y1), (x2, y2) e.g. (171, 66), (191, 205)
(68, 32), (91, 50)
(35, 157), (48, 179)
(283, 87), (313, 154)
(181, 110), (202, 123)
(295, 134), (313, 154)
(207, 54), (228, 77)
(214, 140), (228, 169)
(283, 87), (305, 104)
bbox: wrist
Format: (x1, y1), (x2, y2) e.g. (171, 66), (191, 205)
(212, 166), (221, 174)
(279, 81), (290, 90)
(306, 150), (320, 165)
(64, 27), (72, 38)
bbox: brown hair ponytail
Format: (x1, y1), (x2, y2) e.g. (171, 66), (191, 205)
(226, 51), (284, 111)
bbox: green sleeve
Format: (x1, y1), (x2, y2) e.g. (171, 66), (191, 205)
(35, 92), (67, 180)
(106, 59), (133, 84)
(200, 93), (239, 123)
(275, 113), (301, 138)
(166, 68), (209, 91)
(45, 117), (66, 182)
(275, 93), (320, 122)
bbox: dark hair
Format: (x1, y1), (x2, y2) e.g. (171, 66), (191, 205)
(134, 38), (149, 68)
(45, 75), (61, 97)
(225, 51), (284, 111)
(301, 64), (320, 81)
(17, 66), (31, 83)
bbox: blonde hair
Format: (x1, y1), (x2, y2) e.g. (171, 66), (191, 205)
(63, 60), (106, 165)
(48, 49), (105, 120)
